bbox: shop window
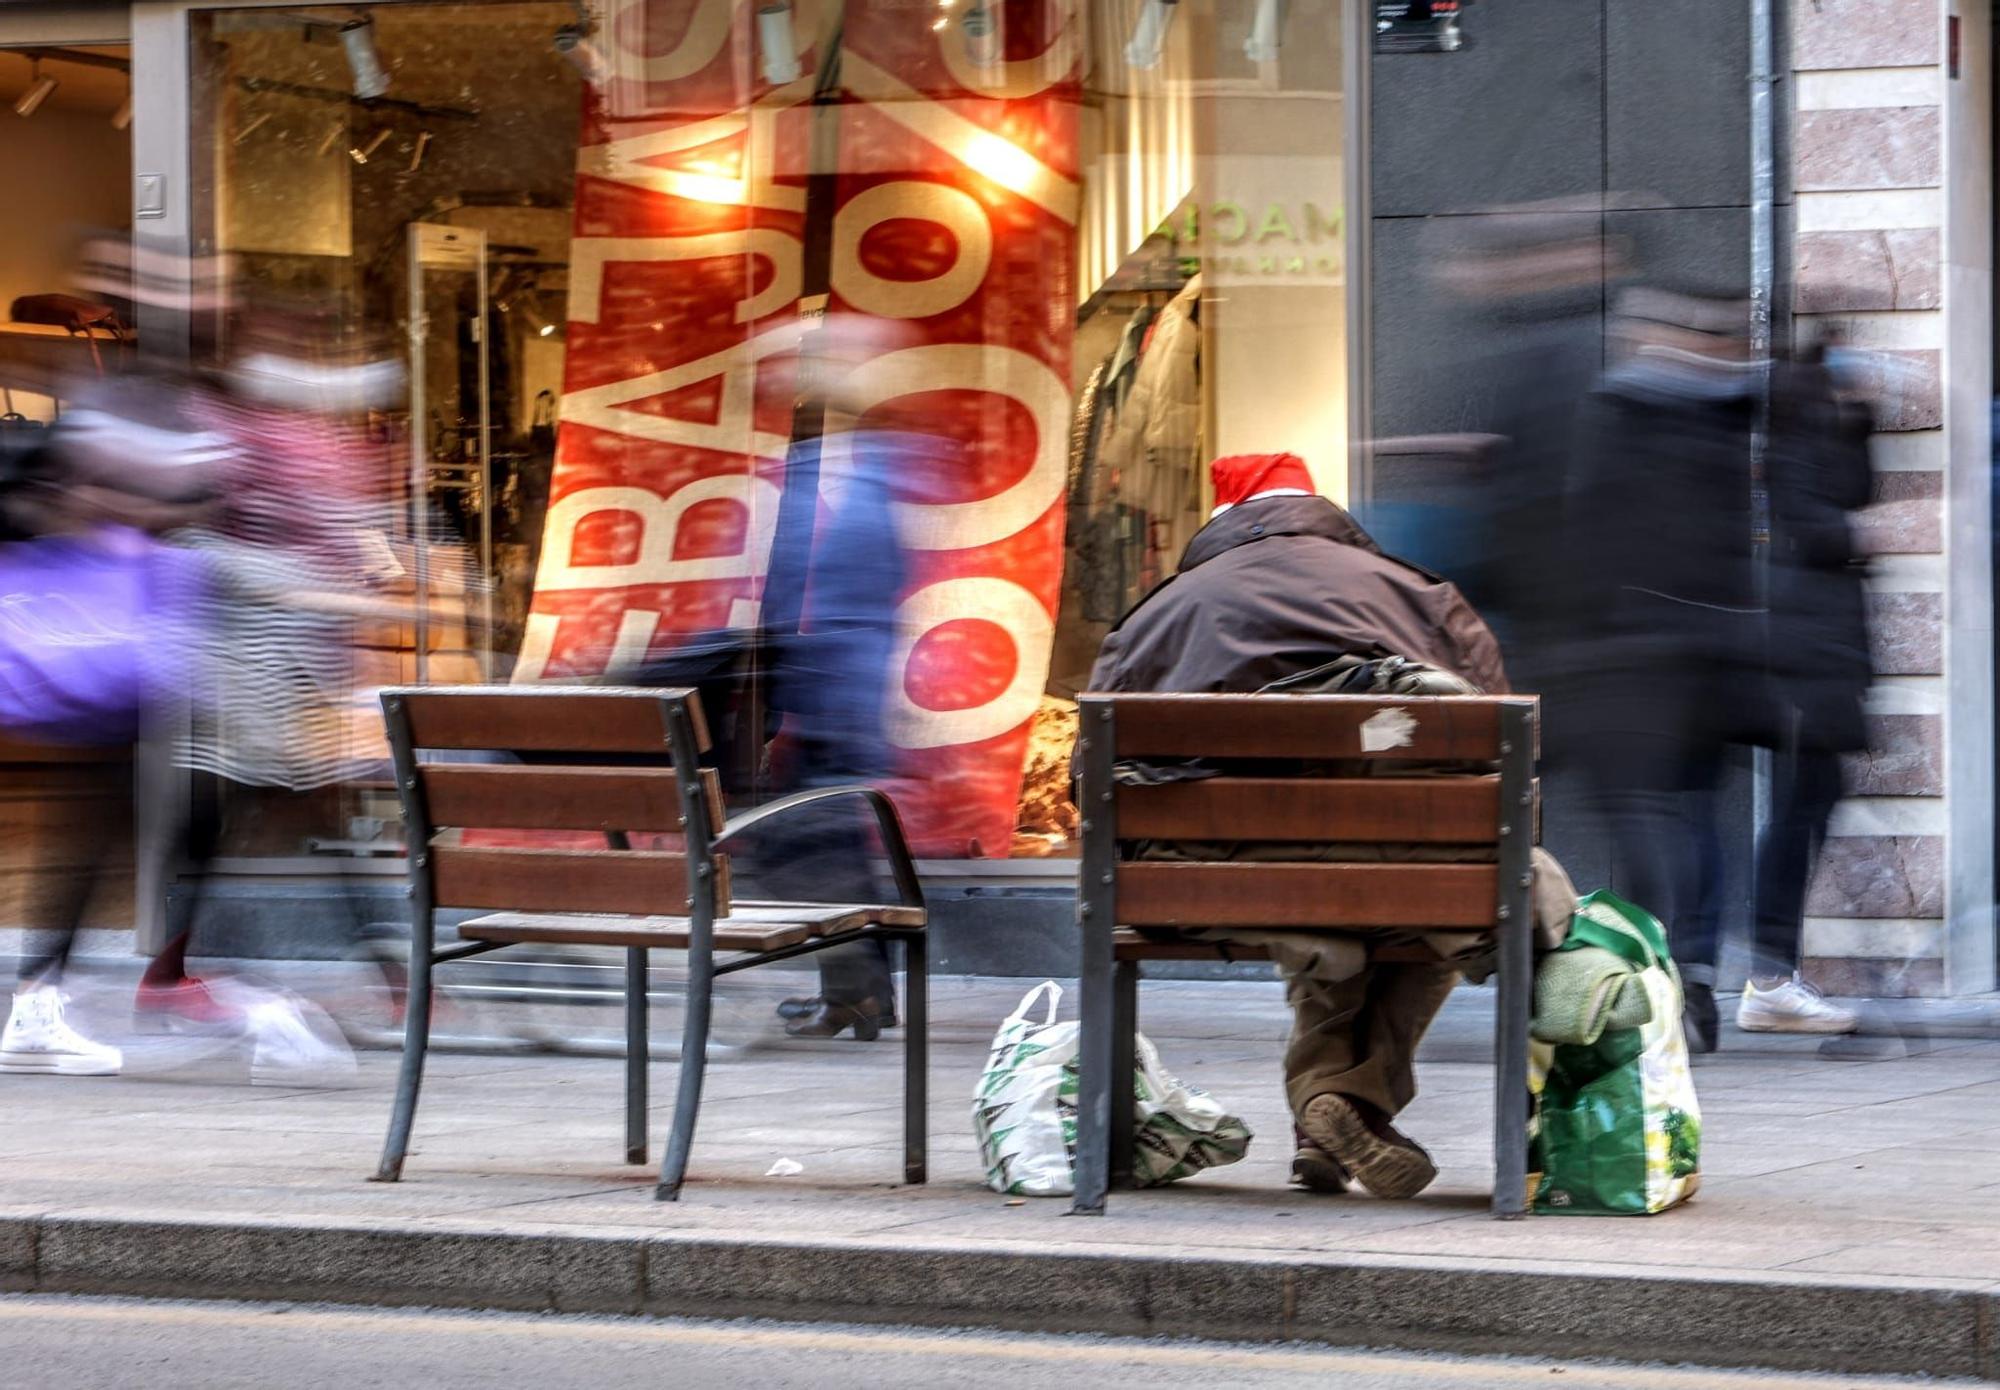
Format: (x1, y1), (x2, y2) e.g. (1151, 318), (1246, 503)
(191, 0), (1347, 864)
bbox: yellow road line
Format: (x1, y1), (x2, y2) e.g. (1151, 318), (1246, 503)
(0, 1297), (1919, 1390)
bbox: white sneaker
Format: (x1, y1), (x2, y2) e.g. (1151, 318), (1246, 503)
(243, 990), (356, 1088)
(1737, 975), (1860, 1035)
(0, 989), (123, 1075)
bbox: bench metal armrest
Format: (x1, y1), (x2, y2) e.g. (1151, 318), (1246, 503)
(714, 785), (925, 911)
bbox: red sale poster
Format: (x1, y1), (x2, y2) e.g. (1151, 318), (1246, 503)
(517, 0), (1080, 857)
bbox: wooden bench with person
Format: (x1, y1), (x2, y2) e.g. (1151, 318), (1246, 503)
(371, 685), (929, 1201)
(1069, 691), (1541, 1218)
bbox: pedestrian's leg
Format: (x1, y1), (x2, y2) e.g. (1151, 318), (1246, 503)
(135, 776), (238, 1031)
(1742, 746), (1856, 1035)
(1751, 746), (1842, 982)
(15, 773), (105, 990)
(1676, 785), (1725, 991)
(4, 761), (124, 1076)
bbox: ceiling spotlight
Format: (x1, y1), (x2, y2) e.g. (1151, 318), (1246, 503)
(518, 296), (559, 339)
(349, 127), (391, 164)
(962, 4), (1003, 80)
(110, 94), (132, 130)
(339, 19), (390, 100)
(756, 4), (801, 85)
(554, 24), (608, 88)
(1244, 0), (1283, 62)
(1124, 0), (1178, 68)
(14, 60), (58, 118)
(408, 130), (431, 172)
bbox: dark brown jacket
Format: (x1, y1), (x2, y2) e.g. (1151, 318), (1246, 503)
(1086, 495), (1508, 696)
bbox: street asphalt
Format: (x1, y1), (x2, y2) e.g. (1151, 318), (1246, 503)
(0, 1296), (1969, 1390)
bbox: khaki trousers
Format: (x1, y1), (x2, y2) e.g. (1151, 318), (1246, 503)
(1268, 932), (1460, 1120)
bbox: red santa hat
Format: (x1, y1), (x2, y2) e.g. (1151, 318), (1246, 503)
(1209, 453), (1315, 515)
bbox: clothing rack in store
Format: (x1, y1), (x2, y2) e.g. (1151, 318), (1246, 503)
(1075, 276), (1192, 326)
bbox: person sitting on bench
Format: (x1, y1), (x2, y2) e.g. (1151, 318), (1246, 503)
(1084, 452), (1572, 1199)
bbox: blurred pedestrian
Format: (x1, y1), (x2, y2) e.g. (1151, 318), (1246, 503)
(632, 313), (924, 1040)
(1738, 344), (1873, 1035)
(1566, 290), (1772, 1052)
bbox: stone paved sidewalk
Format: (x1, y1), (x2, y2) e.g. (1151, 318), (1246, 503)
(3, 968), (1998, 1376)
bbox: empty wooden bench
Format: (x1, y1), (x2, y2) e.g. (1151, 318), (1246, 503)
(372, 685), (928, 1200)
(1070, 692), (1539, 1218)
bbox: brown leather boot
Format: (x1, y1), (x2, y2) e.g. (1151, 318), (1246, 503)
(1297, 1093), (1437, 1199)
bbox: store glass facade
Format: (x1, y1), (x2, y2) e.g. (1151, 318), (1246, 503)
(190, 0), (1353, 862)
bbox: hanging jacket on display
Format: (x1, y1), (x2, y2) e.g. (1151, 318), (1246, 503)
(1096, 275), (1203, 590)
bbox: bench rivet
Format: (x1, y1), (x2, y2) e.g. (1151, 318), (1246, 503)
(1080, 818), (1093, 832)
(1098, 709), (1112, 722)
(1499, 741), (1513, 754)
(1519, 874), (1533, 888)
(1080, 904), (1093, 917)
(1519, 794), (1532, 806)
(1499, 823), (1512, 837)
(1100, 873), (1114, 885)
(1100, 791), (1112, 803)
(1496, 905), (1511, 920)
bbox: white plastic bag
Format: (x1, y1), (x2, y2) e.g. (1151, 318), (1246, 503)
(973, 981), (1078, 1196)
(972, 981), (1253, 1197)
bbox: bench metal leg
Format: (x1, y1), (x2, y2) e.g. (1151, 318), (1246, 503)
(1069, 929), (1116, 1216)
(1109, 959), (1138, 1190)
(656, 941), (713, 1201)
(1492, 701), (1536, 1218)
(373, 921), (434, 1183)
(625, 947), (648, 1165)
(901, 932), (928, 1185)
(1493, 914), (1532, 1217)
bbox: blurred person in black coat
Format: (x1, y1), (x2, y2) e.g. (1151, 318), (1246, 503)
(1737, 346), (1872, 1037)
(1566, 290), (1770, 1051)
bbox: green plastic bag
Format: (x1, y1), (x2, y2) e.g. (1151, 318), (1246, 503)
(1529, 890), (1702, 1215)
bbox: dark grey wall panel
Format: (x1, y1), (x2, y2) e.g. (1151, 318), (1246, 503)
(1371, 1), (1605, 218)
(1368, 210), (1604, 440)
(1605, 205), (1751, 298)
(1606, 0), (1750, 208)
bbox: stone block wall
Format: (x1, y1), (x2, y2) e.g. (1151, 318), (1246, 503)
(1791, 1), (1948, 996)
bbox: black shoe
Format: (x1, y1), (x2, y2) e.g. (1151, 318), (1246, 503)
(777, 994), (899, 1029)
(1682, 982), (1718, 1054)
(784, 997), (896, 1041)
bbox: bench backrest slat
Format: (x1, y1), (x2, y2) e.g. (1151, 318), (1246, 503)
(398, 687), (710, 755)
(432, 844), (720, 917)
(1117, 775), (1500, 844)
(1117, 862), (1499, 928)
(1104, 693), (1516, 762)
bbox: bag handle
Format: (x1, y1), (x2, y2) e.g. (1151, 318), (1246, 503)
(1560, 890), (1672, 970)
(1008, 980), (1062, 1029)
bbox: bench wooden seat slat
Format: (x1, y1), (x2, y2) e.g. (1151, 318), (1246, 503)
(462, 911), (815, 951)
(460, 900), (925, 950)
(1117, 775), (1500, 843)
(1115, 862), (1499, 929)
